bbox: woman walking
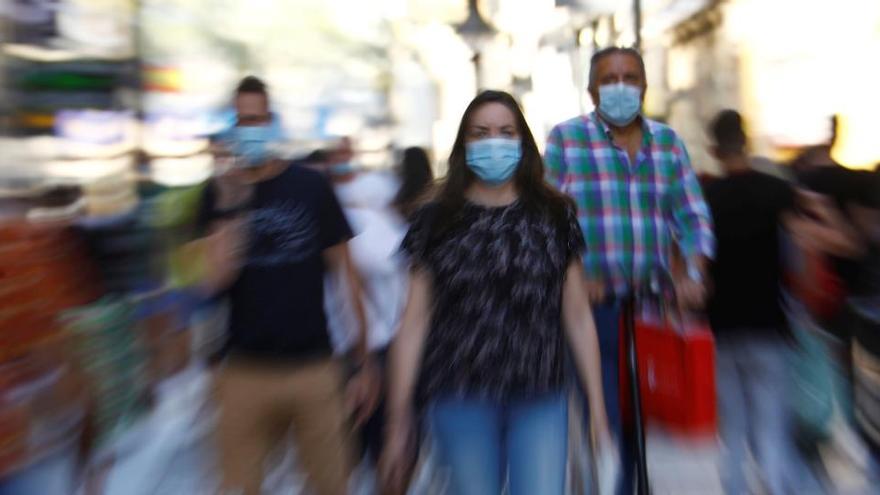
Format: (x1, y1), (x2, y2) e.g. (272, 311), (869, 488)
(380, 90), (610, 495)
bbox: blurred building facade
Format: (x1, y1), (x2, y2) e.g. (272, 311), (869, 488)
(1, 2), (878, 492)
(587, 0), (880, 173)
(3, 0), (879, 182)
(393, 0), (880, 174)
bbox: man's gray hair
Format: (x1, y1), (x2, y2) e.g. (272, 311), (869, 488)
(587, 46), (647, 91)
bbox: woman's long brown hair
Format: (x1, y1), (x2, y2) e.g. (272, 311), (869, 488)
(428, 90), (574, 240)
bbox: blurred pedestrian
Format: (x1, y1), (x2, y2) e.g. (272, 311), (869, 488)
(392, 147), (434, 220)
(788, 114), (872, 334)
(704, 109), (808, 495)
(850, 172), (880, 453)
(196, 76), (378, 495)
(781, 123), (880, 488)
(380, 90), (610, 495)
(324, 168), (409, 475)
(324, 137), (358, 182)
(544, 46), (715, 494)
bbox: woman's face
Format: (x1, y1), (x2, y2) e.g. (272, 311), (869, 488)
(465, 102), (520, 143)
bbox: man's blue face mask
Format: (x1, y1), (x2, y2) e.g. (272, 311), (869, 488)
(221, 116), (284, 168)
(597, 83), (642, 127)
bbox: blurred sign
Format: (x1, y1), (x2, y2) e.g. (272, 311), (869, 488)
(144, 66), (183, 93)
(54, 109), (131, 144)
(144, 111), (230, 141)
(3, 0), (59, 46)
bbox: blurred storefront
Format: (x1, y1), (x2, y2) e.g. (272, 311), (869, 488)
(1, 1), (877, 493)
(4, 0), (879, 178)
(520, 0), (880, 173)
(0, 0), (139, 184)
(644, 0), (880, 172)
(137, 0), (398, 168)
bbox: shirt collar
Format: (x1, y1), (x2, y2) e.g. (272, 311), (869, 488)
(590, 112), (654, 142)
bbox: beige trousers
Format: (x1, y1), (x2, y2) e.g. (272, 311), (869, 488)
(213, 357), (354, 495)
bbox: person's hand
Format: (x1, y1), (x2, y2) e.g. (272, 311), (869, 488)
(214, 167), (255, 212)
(345, 357), (381, 428)
(795, 189), (838, 224)
(675, 276), (707, 309)
(784, 212), (818, 252)
(210, 141), (254, 211)
(593, 427), (620, 495)
(584, 278), (606, 305)
(201, 214), (249, 294)
(592, 413), (613, 451)
(380, 411), (416, 495)
(786, 191), (865, 258)
(211, 215), (248, 256)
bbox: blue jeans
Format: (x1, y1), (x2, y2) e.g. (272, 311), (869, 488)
(577, 301), (634, 495)
(0, 443), (78, 495)
(427, 394), (568, 495)
(716, 332), (823, 495)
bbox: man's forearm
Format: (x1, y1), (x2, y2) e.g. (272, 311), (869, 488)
(200, 219), (246, 296)
(347, 268), (370, 363)
(326, 242), (371, 363)
(343, 250), (371, 362)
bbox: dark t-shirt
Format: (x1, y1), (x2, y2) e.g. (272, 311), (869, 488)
(401, 200), (585, 405)
(705, 171), (795, 332)
(198, 165), (352, 360)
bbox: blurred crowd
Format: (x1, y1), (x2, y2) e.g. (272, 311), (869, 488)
(0, 46), (879, 495)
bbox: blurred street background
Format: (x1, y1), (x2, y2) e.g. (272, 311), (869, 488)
(2, 0), (879, 180)
(0, 1), (878, 494)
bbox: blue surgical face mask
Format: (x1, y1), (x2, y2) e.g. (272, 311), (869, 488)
(597, 83), (642, 127)
(227, 123), (281, 168)
(229, 125), (273, 168)
(329, 162), (355, 176)
(465, 138), (522, 186)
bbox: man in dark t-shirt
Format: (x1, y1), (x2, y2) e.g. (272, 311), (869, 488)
(198, 76), (377, 495)
(704, 110), (813, 495)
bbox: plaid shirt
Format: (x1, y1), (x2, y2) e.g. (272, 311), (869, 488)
(545, 112), (715, 296)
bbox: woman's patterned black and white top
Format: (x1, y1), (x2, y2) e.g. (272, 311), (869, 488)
(401, 199), (586, 405)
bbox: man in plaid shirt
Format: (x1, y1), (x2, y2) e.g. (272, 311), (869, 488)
(545, 47), (715, 494)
